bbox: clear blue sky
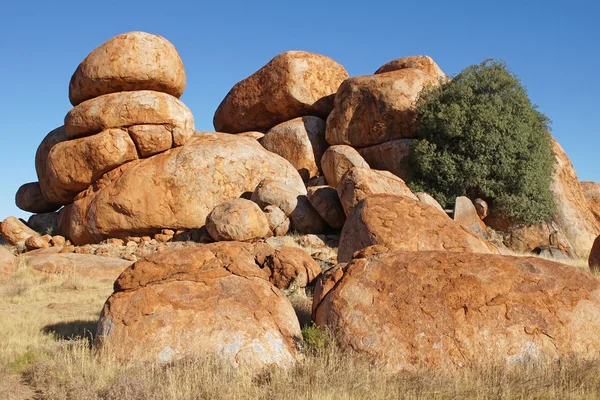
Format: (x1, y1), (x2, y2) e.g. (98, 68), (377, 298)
(1, 0), (598, 221)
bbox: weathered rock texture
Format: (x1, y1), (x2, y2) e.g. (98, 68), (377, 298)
(326, 69), (439, 148)
(214, 51), (348, 133)
(64, 90), (195, 145)
(314, 250), (600, 372)
(338, 194), (496, 262)
(46, 129), (138, 197)
(589, 235), (600, 273)
(69, 31), (186, 106)
(251, 179), (326, 234)
(454, 196), (487, 238)
(263, 205), (290, 237)
(357, 139), (416, 181)
(27, 212), (58, 236)
(36, 126), (71, 205)
(25, 252), (133, 281)
(59, 133), (305, 245)
(415, 192), (446, 214)
(15, 182), (60, 213)
(128, 124), (173, 157)
(374, 55), (447, 81)
(1, 217), (39, 247)
(265, 247), (321, 293)
(307, 185), (346, 230)
(321, 145), (369, 188)
(206, 199), (269, 242)
(550, 139), (600, 257)
(581, 181), (600, 224)
(96, 243), (303, 369)
(261, 116), (328, 182)
(337, 167), (418, 216)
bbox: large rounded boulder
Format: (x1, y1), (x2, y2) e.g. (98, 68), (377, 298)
(15, 182), (60, 214)
(69, 31), (186, 106)
(321, 145), (369, 188)
(59, 133), (306, 245)
(206, 198), (269, 242)
(95, 243), (303, 370)
(35, 126), (71, 205)
(313, 250), (600, 372)
(338, 194), (496, 262)
(214, 51), (348, 133)
(374, 55), (447, 81)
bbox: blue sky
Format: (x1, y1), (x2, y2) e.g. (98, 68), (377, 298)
(0, 0), (598, 220)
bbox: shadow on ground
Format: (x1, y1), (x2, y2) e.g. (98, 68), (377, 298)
(42, 319), (98, 345)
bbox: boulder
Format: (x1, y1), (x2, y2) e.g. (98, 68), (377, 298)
(206, 198), (269, 242)
(338, 194), (497, 262)
(69, 31), (186, 106)
(59, 133), (305, 245)
(261, 116), (328, 182)
(263, 205), (290, 237)
(95, 243), (303, 369)
(214, 51), (348, 133)
(337, 167), (418, 216)
(549, 139), (600, 257)
(321, 145), (369, 188)
(326, 69), (439, 148)
(252, 178), (326, 234)
(27, 212), (59, 236)
(64, 90), (195, 146)
(35, 126), (71, 205)
(306, 185), (346, 230)
(1, 217), (39, 247)
(237, 131), (265, 140)
(374, 55), (447, 81)
(357, 139), (416, 181)
(24, 252), (133, 281)
(0, 246), (18, 280)
(129, 124), (173, 157)
(265, 247), (321, 294)
(415, 192), (446, 215)
(453, 196), (487, 238)
(15, 182), (60, 214)
(45, 128), (138, 198)
(589, 235), (600, 273)
(474, 198), (489, 220)
(581, 181), (600, 224)
(314, 250), (600, 372)
(24, 235), (52, 251)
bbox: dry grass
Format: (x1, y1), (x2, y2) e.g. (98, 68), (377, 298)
(2, 251), (600, 399)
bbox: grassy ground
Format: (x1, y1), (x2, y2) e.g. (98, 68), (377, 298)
(1, 249), (600, 399)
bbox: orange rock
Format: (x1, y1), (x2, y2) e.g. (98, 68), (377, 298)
(45, 129), (138, 199)
(307, 185), (346, 230)
(237, 131), (265, 140)
(453, 196), (487, 238)
(214, 51), (348, 133)
(314, 250), (600, 372)
(321, 145), (369, 188)
(15, 182), (60, 213)
(338, 194), (496, 262)
(69, 31), (186, 106)
(25, 235), (52, 251)
(0, 246), (18, 280)
(129, 125), (173, 157)
(263, 205), (290, 237)
(326, 69), (439, 148)
(415, 192), (446, 215)
(261, 116), (328, 182)
(35, 126), (71, 205)
(264, 247), (321, 293)
(64, 90), (195, 146)
(206, 199), (269, 242)
(357, 139), (416, 181)
(589, 235), (600, 272)
(337, 167), (418, 216)
(27, 212), (58, 236)
(1, 217), (39, 247)
(581, 181), (600, 225)
(25, 252), (133, 281)
(59, 133), (305, 245)
(96, 243), (303, 369)
(374, 55), (447, 81)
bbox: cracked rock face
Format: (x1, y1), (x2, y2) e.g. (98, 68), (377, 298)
(313, 250), (600, 372)
(95, 242), (303, 370)
(338, 194), (497, 262)
(58, 133), (306, 245)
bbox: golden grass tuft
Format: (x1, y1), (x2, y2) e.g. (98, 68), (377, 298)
(2, 251), (600, 399)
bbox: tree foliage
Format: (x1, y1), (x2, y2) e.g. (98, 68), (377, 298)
(408, 59), (556, 224)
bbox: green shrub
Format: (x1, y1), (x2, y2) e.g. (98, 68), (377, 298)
(408, 59), (556, 224)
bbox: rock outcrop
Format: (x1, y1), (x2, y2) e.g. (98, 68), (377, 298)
(24, 252), (133, 281)
(1, 217), (39, 247)
(374, 55), (447, 81)
(69, 31), (186, 106)
(581, 181), (600, 224)
(321, 145), (369, 188)
(453, 196), (487, 238)
(15, 182), (60, 214)
(357, 139), (416, 181)
(214, 51), (348, 133)
(205, 199), (269, 242)
(338, 194), (496, 262)
(314, 250), (600, 371)
(96, 243), (303, 369)
(59, 133), (306, 245)
(307, 185), (346, 230)
(264, 247), (321, 294)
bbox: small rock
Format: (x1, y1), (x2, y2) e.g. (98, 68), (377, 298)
(263, 205), (290, 237)
(299, 234), (326, 249)
(474, 198), (489, 220)
(51, 235), (66, 247)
